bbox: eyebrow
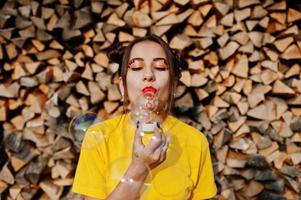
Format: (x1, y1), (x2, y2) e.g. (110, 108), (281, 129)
(128, 57), (168, 64)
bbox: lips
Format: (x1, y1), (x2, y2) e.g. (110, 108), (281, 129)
(142, 86), (157, 94)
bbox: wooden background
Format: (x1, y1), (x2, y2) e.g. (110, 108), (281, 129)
(0, 0), (301, 199)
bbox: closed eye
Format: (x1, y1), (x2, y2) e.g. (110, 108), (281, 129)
(130, 67), (143, 71)
(155, 66), (168, 71)
(155, 68), (167, 71)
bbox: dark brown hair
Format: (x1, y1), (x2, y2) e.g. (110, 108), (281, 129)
(108, 34), (185, 119)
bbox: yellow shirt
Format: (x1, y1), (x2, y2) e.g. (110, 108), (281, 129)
(72, 113), (217, 199)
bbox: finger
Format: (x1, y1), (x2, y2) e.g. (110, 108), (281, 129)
(148, 128), (164, 152)
(152, 134), (168, 162)
(152, 144), (163, 161)
(133, 121), (144, 147)
(156, 135), (168, 162)
(147, 135), (162, 152)
(162, 135), (170, 152)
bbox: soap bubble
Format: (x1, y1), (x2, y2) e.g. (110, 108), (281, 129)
(131, 89), (160, 146)
(68, 112), (105, 150)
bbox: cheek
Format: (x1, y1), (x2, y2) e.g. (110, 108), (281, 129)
(157, 73), (170, 100)
(126, 73), (139, 102)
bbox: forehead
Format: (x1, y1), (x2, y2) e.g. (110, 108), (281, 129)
(129, 40), (167, 59)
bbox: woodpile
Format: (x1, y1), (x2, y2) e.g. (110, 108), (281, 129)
(0, 0), (301, 199)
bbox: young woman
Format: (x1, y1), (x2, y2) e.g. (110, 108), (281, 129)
(72, 35), (217, 200)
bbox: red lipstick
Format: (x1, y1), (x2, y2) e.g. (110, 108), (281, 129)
(142, 86), (157, 95)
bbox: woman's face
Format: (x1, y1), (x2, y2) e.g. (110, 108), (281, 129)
(125, 40), (170, 110)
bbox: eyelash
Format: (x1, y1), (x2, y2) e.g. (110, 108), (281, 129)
(129, 67), (168, 71)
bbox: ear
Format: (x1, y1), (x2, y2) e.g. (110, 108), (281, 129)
(118, 77), (124, 96)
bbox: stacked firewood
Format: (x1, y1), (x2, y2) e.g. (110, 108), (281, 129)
(0, 0), (300, 199)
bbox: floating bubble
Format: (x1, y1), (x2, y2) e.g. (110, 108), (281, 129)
(104, 157), (152, 196)
(68, 112), (105, 150)
(131, 90), (160, 146)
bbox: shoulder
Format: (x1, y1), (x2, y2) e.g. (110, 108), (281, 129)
(86, 114), (125, 133)
(168, 115), (209, 148)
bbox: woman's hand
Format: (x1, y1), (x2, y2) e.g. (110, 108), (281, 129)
(131, 122), (170, 170)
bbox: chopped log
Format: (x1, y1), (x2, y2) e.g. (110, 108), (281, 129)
(199, 4), (212, 17)
(132, 11), (152, 27)
(24, 62), (41, 75)
(188, 10), (203, 27)
(261, 69), (278, 85)
(104, 101), (119, 114)
(214, 2), (230, 15)
(274, 152), (288, 169)
(232, 54), (248, 78)
(191, 74), (208, 87)
(107, 84), (122, 101)
(179, 70), (191, 87)
(259, 141), (279, 157)
(291, 108), (301, 117)
(39, 181), (63, 200)
(229, 138), (251, 151)
(247, 101), (276, 121)
(218, 41), (239, 60)
(169, 34), (192, 50)
(287, 8), (301, 23)
(234, 8), (251, 22)
(285, 64), (300, 78)
(232, 32), (249, 46)
(175, 93), (194, 111)
(264, 47), (278, 61)
(261, 61), (278, 74)
(246, 20), (258, 31)
(244, 180), (264, 197)
(11, 115), (25, 131)
(177, 8), (194, 23)
(151, 25), (172, 36)
(267, 1), (286, 11)
(188, 60), (204, 71)
(217, 33), (229, 48)
(81, 44), (94, 57)
(0, 82), (20, 98)
(248, 31), (263, 48)
(259, 16), (269, 29)
(94, 52), (109, 68)
(88, 82), (105, 104)
(194, 88), (209, 101)
(213, 96), (229, 108)
(272, 80), (295, 96)
(274, 37), (294, 52)
(36, 50), (60, 61)
(226, 151), (248, 168)
(6, 43), (18, 60)
(0, 164), (14, 184)
(239, 0), (260, 8)
(270, 12), (286, 24)
(108, 12), (126, 27)
(280, 44), (301, 60)
(220, 13), (234, 27)
(118, 31), (135, 42)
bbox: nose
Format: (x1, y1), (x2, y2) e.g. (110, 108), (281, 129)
(143, 67), (155, 82)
